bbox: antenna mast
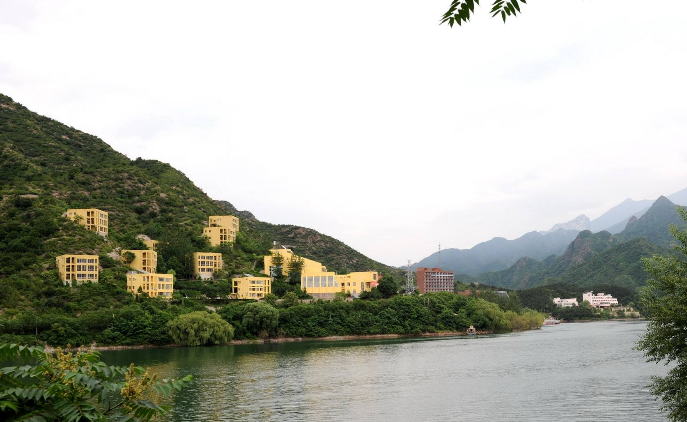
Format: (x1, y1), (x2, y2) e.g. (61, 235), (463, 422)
(406, 260), (414, 293)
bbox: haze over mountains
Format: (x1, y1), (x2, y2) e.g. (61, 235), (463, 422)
(413, 187), (687, 285)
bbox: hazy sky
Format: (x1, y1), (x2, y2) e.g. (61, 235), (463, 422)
(2, 0), (687, 266)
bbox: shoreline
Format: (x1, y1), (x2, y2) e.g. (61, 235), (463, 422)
(46, 330), (496, 352)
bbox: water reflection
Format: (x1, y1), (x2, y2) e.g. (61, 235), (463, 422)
(102, 321), (667, 421)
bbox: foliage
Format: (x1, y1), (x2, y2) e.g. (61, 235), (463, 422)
(637, 207), (687, 421)
(281, 292), (300, 308)
(286, 255), (304, 285)
(0, 343), (192, 421)
(441, 0), (527, 27)
(219, 293), (545, 340)
(241, 302), (279, 338)
(166, 311), (234, 346)
(377, 276), (399, 298)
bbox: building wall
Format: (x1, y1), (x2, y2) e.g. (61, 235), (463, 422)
(264, 248), (327, 276)
(209, 215), (240, 230)
(203, 227), (237, 246)
(66, 208), (108, 236)
(143, 239), (159, 251)
(232, 276), (271, 299)
(127, 272), (174, 298)
(121, 249), (158, 273)
(301, 271), (378, 296)
(416, 267), (455, 293)
(583, 292), (619, 308)
(193, 252), (223, 280)
(56, 254), (99, 284)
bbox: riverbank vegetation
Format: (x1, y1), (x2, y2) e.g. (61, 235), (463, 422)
(218, 292), (545, 340)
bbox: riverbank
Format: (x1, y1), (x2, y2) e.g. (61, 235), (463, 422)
(44, 330), (496, 352)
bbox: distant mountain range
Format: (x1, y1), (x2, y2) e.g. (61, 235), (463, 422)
(458, 196), (685, 290)
(412, 186), (687, 279)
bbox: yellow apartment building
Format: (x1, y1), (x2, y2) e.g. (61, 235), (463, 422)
(66, 208), (108, 236)
(203, 215), (239, 246)
(232, 276), (272, 299)
(126, 272), (174, 298)
(263, 248), (377, 297)
(143, 239), (159, 251)
(193, 252), (223, 280)
(121, 249), (158, 273)
(56, 254), (99, 284)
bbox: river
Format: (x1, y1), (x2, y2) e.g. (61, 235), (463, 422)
(101, 321), (667, 421)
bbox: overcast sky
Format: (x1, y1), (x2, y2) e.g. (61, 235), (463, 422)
(2, 0), (687, 266)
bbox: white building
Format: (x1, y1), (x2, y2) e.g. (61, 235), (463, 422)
(583, 291), (618, 308)
(553, 297), (579, 307)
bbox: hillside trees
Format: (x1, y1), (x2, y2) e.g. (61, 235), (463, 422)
(637, 208), (687, 421)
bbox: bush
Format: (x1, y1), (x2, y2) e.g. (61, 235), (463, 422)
(166, 311), (234, 346)
(242, 302), (279, 338)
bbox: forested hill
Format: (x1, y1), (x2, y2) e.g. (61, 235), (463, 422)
(458, 197), (683, 290)
(0, 93), (395, 283)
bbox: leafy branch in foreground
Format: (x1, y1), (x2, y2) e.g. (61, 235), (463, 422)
(0, 343), (192, 422)
(637, 207), (687, 422)
(441, 0), (527, 27)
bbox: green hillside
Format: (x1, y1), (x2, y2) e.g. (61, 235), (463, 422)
(619, 196), (686, 249)
(0, 93), (398, 346)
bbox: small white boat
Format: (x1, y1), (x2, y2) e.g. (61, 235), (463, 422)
(467, 325), (477, 335)
(543, 318), (561, 326)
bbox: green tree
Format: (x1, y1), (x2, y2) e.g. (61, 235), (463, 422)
(637, 208), (687, 421)
(122, 251), (136, 265)
(242, 302), (279, 337)
(166, 311), (234, 346)
(377, 276), (399, 298)
(281, 292), (300, 308)
(270, 252), (284, 279)
(441, 0), (527, 27)
(0, 343), (192, 421)
(286, 256), (304, 285)
(263, 293), (278, 307)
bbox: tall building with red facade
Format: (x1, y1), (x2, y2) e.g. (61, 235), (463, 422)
(416, 267), (455, 293)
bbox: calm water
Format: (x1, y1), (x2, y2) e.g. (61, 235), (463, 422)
(102, 321), (668, 421)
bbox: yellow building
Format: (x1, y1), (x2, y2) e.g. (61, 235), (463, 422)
(126, 272), (174, 298)
(121, 249), (158, 273)
(263, 248), (377, 297)
(56, 254), (99, 284)
(264, 248), (327, 277)
(232, 276), (272, 299)
(143, 239), (159, 251)
(193, 252), (223, 280)
(66, 208), (108, 236)
(203, 215), (239, 246)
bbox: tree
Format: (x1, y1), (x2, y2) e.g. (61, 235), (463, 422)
(270, 252), (284, 279)
(242, 302), (279, 337)
(377, 276), (399, 298)
(0, 343), (192, 421)
(166, 311), (234, 346)
(286, 256), (304, 286)
(637, 208), (687, 421)
(441, 0), (527, 27)
(122, 251), (136, 265)
(281, 292), (300, 308)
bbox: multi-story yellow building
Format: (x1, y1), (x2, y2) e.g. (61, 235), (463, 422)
(121, 249), (158, 273)
(232, 276), (272, 299)
(126, 272), (174, 298)
(264, 248), (328, 277)
(66, 208), (108, 236)
(203, 215), (239, 246)
(143, 239), (159, 251)
(193, 252), (223, 280)
(56, 254), (99, 284)
(263, 248), (377, 297)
